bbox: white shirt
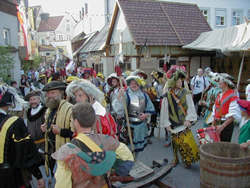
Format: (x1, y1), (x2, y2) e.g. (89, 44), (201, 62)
(246, 84), (250, 101)
(191, 75), (210, 95)
(160, 93), (197, 128)
(31, 104), (43, 116)
(92, 101), (106, 117)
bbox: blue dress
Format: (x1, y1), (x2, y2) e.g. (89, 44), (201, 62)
(125, 88), (155, 152)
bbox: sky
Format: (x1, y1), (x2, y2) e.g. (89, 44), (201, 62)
(28, 0), (84, 17)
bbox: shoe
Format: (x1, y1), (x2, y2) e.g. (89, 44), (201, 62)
(184, 164), (191, 169)
(171, 159), (179, 167)
(148, 139), (153, 144)
(164, 143), (171, 147)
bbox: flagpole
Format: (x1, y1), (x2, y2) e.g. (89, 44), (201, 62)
(237, 51), (245, 90)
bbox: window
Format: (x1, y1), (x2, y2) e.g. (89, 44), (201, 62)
(41, 39), (45, 45)
(58, 34), (63, 41)
(85, 3), (88, 15)
(3, 28), (10, 45)
(232, 10), (243, 25)
(248, 10), (250, 20)
(201, 8), (209, 23)
(215, 9), (226, 26)
(66, 24), (70, 32)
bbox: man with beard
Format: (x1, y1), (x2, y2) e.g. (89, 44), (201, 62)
(40, 81), (73, 175)
(25, 91), (47, 150)
(0, 86), (44, 188)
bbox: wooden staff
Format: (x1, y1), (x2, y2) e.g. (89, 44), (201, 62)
(118, 78), (135, 158)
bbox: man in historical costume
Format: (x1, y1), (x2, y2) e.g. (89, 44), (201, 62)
(106, 73), (123, 117)
(53, 103), (134, 188)
(212, 73), (241, 142)
(0, 86), (45, 188)
(160, 70), (199, 168)
(148, 71), (165, 138)
(199, 72), (222, 127)
(66, 79), (117, 138)
(25, 91), (47, 150)
(114, 75), (155, 152)
(40, 81), (73, 174)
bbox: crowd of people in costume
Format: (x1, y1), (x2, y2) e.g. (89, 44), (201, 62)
(0, 64), (249, 188)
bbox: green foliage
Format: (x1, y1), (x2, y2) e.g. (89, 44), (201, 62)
(0, 46), (14, 83)
(21, 55), (42, 72)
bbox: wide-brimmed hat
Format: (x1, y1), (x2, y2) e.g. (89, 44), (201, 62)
(66, 79), (104, 103)
(107, 73), (120, 86)
(0, 91), (15, 107)
(218, 73), (235, 88)
(42, 81), (67, 92)
(24, 91), (41, 101)
(66, 76), (79, 83)
(237, 100), (250, 116)
(126, 75), (145, 87)
(131, 69), (148, 80)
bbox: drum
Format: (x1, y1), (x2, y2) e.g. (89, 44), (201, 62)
(197, 126), (220, 145)
(172, 127), (200, 165)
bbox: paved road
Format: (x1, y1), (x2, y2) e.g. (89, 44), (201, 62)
(137, 120), (203, 188)
(32, 120), (240, 188)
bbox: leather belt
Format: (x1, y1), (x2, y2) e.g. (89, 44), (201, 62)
(34, 138), (45, 144)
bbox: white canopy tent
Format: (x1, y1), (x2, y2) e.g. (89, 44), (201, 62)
(183, 21), (250, 89)
(183, 22), (250, 52)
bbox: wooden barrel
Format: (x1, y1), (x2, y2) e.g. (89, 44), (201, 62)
(200, 142), (250, 188)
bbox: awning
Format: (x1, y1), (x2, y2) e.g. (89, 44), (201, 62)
(183, 22), (250, 52)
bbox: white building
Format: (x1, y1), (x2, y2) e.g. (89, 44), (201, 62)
(160, 0), (250, 30)
(37, 13), (76, 59)
(80, 0), (116, 33)
(0, 0), (22, 83)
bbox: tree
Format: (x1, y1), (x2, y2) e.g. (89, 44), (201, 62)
(21, 55), (42, 72)
(0, 46), (14, 83)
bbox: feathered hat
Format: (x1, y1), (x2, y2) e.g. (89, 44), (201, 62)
(166, 70), (186, 88)
(107, 73), (120, 87)
(218, 73), (235, 88)
(131, 69), (148, 80)
(66, 79), (104, 103)
(166, 65), (186, 79)
(0, 84), (28, 108)
(126, 75), (146, 87)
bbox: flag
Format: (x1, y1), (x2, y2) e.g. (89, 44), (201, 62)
(16, 2), (29, 60)
(114, 54), (123, 76)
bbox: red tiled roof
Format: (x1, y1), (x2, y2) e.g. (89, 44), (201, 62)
(38, 16), (64, 32)
(117, 0), (211, 46)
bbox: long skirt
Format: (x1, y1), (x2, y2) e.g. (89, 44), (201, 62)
(130, 122), (148, 152)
